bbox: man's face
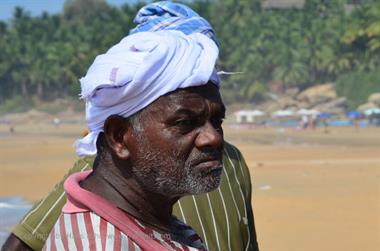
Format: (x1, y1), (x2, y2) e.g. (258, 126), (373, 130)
(127, 83), (225, 197)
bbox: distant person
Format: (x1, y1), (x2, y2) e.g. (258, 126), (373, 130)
(351, 117), (359, 131)
(300, 115), (309, 129)
(310, 114), (317, 130)
(322, 118), (329, 134)
(2, 2), (259, 251)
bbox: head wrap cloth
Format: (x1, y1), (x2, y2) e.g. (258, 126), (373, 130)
(75, 1), (220, 156)
(130, 1), (219, 47)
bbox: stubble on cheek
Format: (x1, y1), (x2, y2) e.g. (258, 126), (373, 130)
(131, 140), (185, 196)
(131, 136), (223, 197)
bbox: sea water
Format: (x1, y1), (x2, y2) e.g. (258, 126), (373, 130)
(0, 197), (32, 247)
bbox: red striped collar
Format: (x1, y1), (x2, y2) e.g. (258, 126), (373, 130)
(63, 171), (168, 250)
(62, 171), (206, 251)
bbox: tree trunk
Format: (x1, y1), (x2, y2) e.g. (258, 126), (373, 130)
(37, 83), (43, 98)
(21, 82), (27, 96)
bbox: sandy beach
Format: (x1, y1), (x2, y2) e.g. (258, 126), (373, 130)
(0, 122), (379, 251)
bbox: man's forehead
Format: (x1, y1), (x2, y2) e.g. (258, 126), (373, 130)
(141, 83), (224, 116)
(159, 84), (222, 106)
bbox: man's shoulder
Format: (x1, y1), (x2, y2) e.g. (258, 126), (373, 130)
(72, 156), (95, 171)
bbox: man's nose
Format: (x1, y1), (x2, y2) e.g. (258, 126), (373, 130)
(195, 121), (223, 149)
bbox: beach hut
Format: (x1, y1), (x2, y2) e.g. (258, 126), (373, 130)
(297, 109), (319, 116)
(235, 110), (265, 123)
(364, 107), (380, 116)
(272, 109), (295, 117)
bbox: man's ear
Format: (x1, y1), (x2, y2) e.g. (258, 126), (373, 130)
(103, 115), (131, 160)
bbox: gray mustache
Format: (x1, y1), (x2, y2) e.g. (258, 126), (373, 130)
(188, 148), (223, 166)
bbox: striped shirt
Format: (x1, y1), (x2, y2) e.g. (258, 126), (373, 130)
(44, 212), (141, 251)
(12, 142), (259, 251)
(42, 171), (206, 251)
(44, 212), (207, 251)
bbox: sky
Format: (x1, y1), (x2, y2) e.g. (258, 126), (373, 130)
(0, 0), (140, 21)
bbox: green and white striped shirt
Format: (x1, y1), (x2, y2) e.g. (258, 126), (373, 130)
(12, 141), (259, 251)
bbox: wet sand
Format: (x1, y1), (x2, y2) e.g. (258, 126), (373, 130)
(0, 123), (379, 251)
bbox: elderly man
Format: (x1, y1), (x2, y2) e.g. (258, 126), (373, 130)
(46, 81), (225, 250)
(43, 22), (224, 251)
(2, 2), (259, 251)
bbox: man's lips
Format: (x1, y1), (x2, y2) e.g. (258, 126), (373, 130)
(193, 159), (223, 176)
(192, 153), (222, 166)
(195, 159), (222, 169)
(206, 164), (223, 177)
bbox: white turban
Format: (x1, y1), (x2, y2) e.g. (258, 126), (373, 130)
(75, 30), (219, 156)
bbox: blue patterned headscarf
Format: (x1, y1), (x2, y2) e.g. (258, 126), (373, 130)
(129, 1), (219, 47)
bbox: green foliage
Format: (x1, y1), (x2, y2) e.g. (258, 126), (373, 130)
(37, 101), (67, 114)
(0, 96), (33, 114)
(0, 0), (138, 105)
(0, 0), (379, 107)
(335, 69), (380, 109)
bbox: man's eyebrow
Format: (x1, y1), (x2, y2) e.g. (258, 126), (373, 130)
(171, 108), (203, 117)
(168, 103), (226, 118)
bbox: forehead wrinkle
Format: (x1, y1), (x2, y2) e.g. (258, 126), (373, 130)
(142, 83), (224, 121)
(169, 98), (225, 120)
(159, 91), (208, 114)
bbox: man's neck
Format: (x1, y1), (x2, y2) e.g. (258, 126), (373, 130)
(80, 164), (179, 233)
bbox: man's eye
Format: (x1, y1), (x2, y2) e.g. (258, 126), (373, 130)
(175, 119), (196, 127)
(212, 118), (224, 127)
